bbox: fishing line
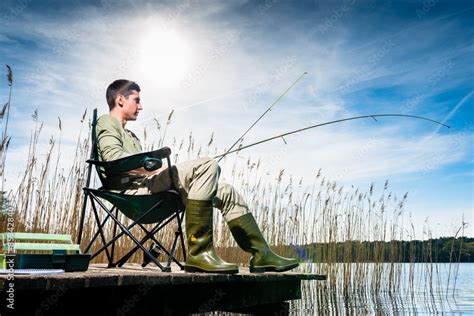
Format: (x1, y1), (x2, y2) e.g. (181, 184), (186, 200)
(214, 114), (450, 159)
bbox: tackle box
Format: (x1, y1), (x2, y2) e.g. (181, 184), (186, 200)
(0, 233), (90, 272)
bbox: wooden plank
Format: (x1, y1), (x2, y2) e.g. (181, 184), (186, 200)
(0, 263), (326, 291)
(0, 263), (326, 315)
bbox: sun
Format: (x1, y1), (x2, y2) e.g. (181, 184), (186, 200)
(138, 28), (191, 88)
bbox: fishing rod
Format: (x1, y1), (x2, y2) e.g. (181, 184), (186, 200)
(213, 114), (450, 159)
(217, 71), (308, 162)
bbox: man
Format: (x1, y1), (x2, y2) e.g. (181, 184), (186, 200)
(96, 79), (298, 273)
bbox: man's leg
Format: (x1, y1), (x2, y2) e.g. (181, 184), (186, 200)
(132, 157), (298, 273)
(137, 157), (238, 273)
(215, 182), (299, 273)
(130, 157), (220, 199)
(214, 183), (250, 222)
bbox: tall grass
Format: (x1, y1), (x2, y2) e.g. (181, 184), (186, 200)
(0, 65), (13, 212)
(0, 67), (467, 314)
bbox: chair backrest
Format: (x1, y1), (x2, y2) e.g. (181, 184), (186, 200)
(89, 108), (108, 187)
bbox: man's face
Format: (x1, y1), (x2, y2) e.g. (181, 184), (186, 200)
(118, 90), (142, 121)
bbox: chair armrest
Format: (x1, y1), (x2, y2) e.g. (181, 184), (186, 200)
(87, 147), (171, 173)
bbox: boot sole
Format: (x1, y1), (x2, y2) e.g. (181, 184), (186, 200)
(250, 262), (299, 273)
(184, 265), (239, 274)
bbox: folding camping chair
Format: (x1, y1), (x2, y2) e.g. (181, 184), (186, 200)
(77, 109), (186, 272)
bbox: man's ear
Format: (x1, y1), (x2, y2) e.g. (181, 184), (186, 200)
(116, 95), (124, 107)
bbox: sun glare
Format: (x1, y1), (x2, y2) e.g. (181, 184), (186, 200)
(138, 28), (191, 88)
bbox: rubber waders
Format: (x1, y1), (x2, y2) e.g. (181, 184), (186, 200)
(228, 213), (299, 273)
(184, 199), (239, 274)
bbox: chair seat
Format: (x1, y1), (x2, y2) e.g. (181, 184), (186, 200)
(85, 188), (184, 224)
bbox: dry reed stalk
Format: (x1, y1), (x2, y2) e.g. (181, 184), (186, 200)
(0, 77), (465, 313)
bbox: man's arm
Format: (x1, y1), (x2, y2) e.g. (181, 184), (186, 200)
(96, 116), (132, 161)
(96, 116), (167, 176)
(128, 161), (168, 175)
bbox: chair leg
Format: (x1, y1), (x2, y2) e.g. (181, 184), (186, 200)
(116, 215), (172, 267)
(86, 193), (186, 272)
(90, 195), (167, 271)
(89, 195), (161, 260)
(137, 220), (184, 269)
(142, 229), (179, 268)
(115, 249), (135, 267)
(90, 197), (113, 264)
(169, 209), (186, 269)
(117, 214), (184, 270)
(84, 194), (112, 254)
(77, 189), (90, 245)
(166, 230), (182, 269)
(142, 243), (162, 268)
(139, 212), (186, 269)
(177, 209), (187, 264)
(115, 206), (178, 266)
(134, 208), (186, 269)
(84, 212), (111, 254)
(109, 207), (119, 268)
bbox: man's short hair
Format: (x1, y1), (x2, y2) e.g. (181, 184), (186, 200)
(106, 79), (141, 110)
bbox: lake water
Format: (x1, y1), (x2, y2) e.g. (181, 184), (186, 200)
(291, 262), (474, 315)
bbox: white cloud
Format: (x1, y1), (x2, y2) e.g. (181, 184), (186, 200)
(1, 1), (472, 236)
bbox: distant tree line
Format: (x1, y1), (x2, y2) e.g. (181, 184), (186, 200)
(286, 237), (474, 263)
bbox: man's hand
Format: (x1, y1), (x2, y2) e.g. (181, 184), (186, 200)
(129, 160), (168, 176)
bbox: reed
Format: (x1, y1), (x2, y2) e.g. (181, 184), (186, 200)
(0, 65), (13, 211)
(0, 67), (466, 314)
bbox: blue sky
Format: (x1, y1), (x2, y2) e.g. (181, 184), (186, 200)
(0, 0), (472, 237)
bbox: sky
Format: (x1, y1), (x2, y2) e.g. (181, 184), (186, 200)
(0, 0), (473, 238)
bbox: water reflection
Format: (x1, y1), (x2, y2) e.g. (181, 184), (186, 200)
(291, 263), (474, 315)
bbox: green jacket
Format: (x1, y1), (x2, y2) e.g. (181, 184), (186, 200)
(95, 114), (144, 188)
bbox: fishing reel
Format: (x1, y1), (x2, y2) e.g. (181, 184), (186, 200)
(143, 158), (163, 171)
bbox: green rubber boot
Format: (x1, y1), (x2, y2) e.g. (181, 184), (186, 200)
(184, 199), (239, 274)
(228, 213), (299, 273)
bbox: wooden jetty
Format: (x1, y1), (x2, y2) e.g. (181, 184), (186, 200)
(0, 263), (325, 315)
